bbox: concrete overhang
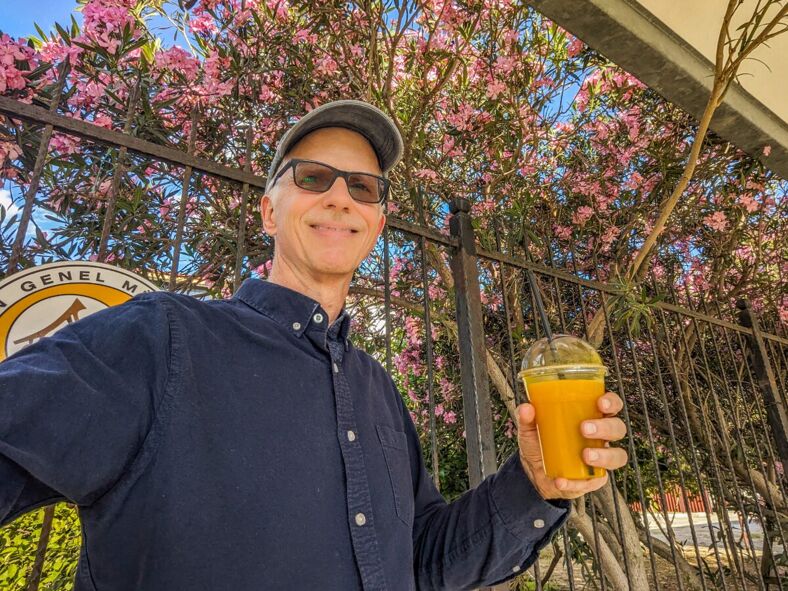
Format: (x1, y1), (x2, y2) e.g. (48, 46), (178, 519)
(528, 0), (788, 180)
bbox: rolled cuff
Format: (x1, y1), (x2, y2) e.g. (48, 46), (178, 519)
(490, 453), (570, 544)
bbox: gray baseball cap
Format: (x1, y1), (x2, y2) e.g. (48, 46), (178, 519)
(265, 99), (403, 193)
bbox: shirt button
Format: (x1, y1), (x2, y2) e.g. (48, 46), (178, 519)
(292, 322), (301, 331)
(533, 518), (545, 529)
(355, 513), (366, 526)
(313, 313), (324, 323)
(333, 362), (339, 373)
(347, 430), (356, 442)
(512, 565), (521, 573)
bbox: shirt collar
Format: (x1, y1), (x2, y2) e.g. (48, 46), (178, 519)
(234, 279), (352, 348)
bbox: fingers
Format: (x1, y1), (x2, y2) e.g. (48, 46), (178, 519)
(598, 391), (624, 415)
(584, 446), (628, 470)
(554, 473), (610, 496)
(581, 417), (626, 441)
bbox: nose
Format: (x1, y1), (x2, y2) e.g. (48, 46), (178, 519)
(321, 175), (355, 211)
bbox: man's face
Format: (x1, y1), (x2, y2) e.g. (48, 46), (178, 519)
(260, 127), (386, 283)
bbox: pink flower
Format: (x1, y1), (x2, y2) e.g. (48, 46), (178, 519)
(486, 79), (506, 99)
(738, 194), (759, 213)
(494, 55), (517, 76)
(567, 37), (584, 57)
(254, 259), (273, 278)
(443, 411), (457, 425)
(763, 145), (772, 156)
(703, 211), (728, 232)
(294, 28), (317, 44)
(0, 141), (22, 162)
(189, 13), (218, 35)
(441, 135), (463, 158)
(572, 205), (594, 227)
(0, 63), (27, 93)
(414, 168), (439, 181)
(553, 225), (572, 240)
(600, 225), (620, 249)
(315, 56), (338, 76)
(50, 133), (79, 155)
(266, 0), (290, 21)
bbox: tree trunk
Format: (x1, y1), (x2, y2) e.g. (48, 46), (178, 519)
(569, 509), (632, 591)
(592, 481), (651, 591)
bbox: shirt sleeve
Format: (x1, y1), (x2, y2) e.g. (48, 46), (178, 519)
(0, 293), (172, 526)
(397, 389), (570, 590)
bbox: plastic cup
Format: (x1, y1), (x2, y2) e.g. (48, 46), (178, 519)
(518, 334), (607, 480)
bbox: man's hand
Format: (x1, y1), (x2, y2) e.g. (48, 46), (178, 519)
(516, 391), (628, 500)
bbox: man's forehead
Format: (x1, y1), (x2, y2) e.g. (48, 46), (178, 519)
(283, 127), (382, 169)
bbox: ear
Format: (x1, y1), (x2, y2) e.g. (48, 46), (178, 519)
(260, 194), (277, 237)
(374, 209), (386, 241)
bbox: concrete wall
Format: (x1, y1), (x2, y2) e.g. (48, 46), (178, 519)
(528, 0), (788, 179)
(637, 0), (787, 122)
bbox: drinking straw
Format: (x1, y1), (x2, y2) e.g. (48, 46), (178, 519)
(526, 268), (564, 377)
(526, 268), (554, 343)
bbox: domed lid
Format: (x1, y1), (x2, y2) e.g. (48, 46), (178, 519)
(520, 334), (605, 376)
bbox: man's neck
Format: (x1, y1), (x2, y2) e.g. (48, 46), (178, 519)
(267, 260), (349, 325)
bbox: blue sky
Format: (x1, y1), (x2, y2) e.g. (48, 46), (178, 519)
(0, 0), (83, 39)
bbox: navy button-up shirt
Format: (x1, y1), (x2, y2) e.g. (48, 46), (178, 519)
(0, 279), (568, 590)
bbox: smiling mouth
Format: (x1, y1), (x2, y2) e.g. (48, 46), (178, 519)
(310, 224), (358, 234)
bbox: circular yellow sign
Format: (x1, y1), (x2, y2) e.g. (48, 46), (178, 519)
(0, 262), (159, 360)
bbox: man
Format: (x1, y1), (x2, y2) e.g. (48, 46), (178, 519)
(0, 100), (627, 590)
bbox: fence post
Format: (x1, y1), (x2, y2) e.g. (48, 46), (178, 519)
(737, 299), (788, 468)
(449, 198), (498, 485)
(449, 198), (508, 591)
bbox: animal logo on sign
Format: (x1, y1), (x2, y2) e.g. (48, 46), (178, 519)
(0, 262), (159, 361)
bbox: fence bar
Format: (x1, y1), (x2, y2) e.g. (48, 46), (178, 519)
(765, 338), (787, 396)
(666, 304), (731, 590)
(387, 215), (456, 248)
(703, 300), (785, 588)
(416, 188), (440, 491)
(492, 218), (522, 406)
(599, 292), (662, 590)
(383, 225), (392, 374)
(737, 300), (788, 469)
(97, 74), (142, 260)
(232, 126), (253, 292)
(476, 248), (788, 346)
(624, 318), (688, 590)
(733, 330), (788, 586)
(0, 94), (268, 189)
(687, 310), (754, 589)
(6, 59), (70, 276)
(649, 277), (716, 585)
(24, 505), (55, 591)
(169, 108), (200, 291)
(554, 284), (609, 590)
(717, 321), (787, 588)
(448, 198), (497, 485)
(696, 310), (766, 589)
(561, 524), (576, 590)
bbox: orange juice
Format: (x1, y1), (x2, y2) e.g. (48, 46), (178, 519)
(523, 375), (605, 480)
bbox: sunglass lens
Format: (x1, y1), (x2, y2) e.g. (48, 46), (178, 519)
(347, 174), (381, 203)
(294, 162), (334, 191)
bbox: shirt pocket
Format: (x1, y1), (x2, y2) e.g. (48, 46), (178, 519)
(376, 424), (414, 527)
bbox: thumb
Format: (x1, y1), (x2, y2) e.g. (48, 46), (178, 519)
(517, 403), (537, 433)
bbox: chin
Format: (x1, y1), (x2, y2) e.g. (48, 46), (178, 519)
(312, 259), (358, 276)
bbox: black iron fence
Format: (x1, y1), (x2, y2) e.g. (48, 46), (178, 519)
(2, 77), (787, 591)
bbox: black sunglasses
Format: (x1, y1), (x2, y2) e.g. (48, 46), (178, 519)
(269, 159), (390, 204)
